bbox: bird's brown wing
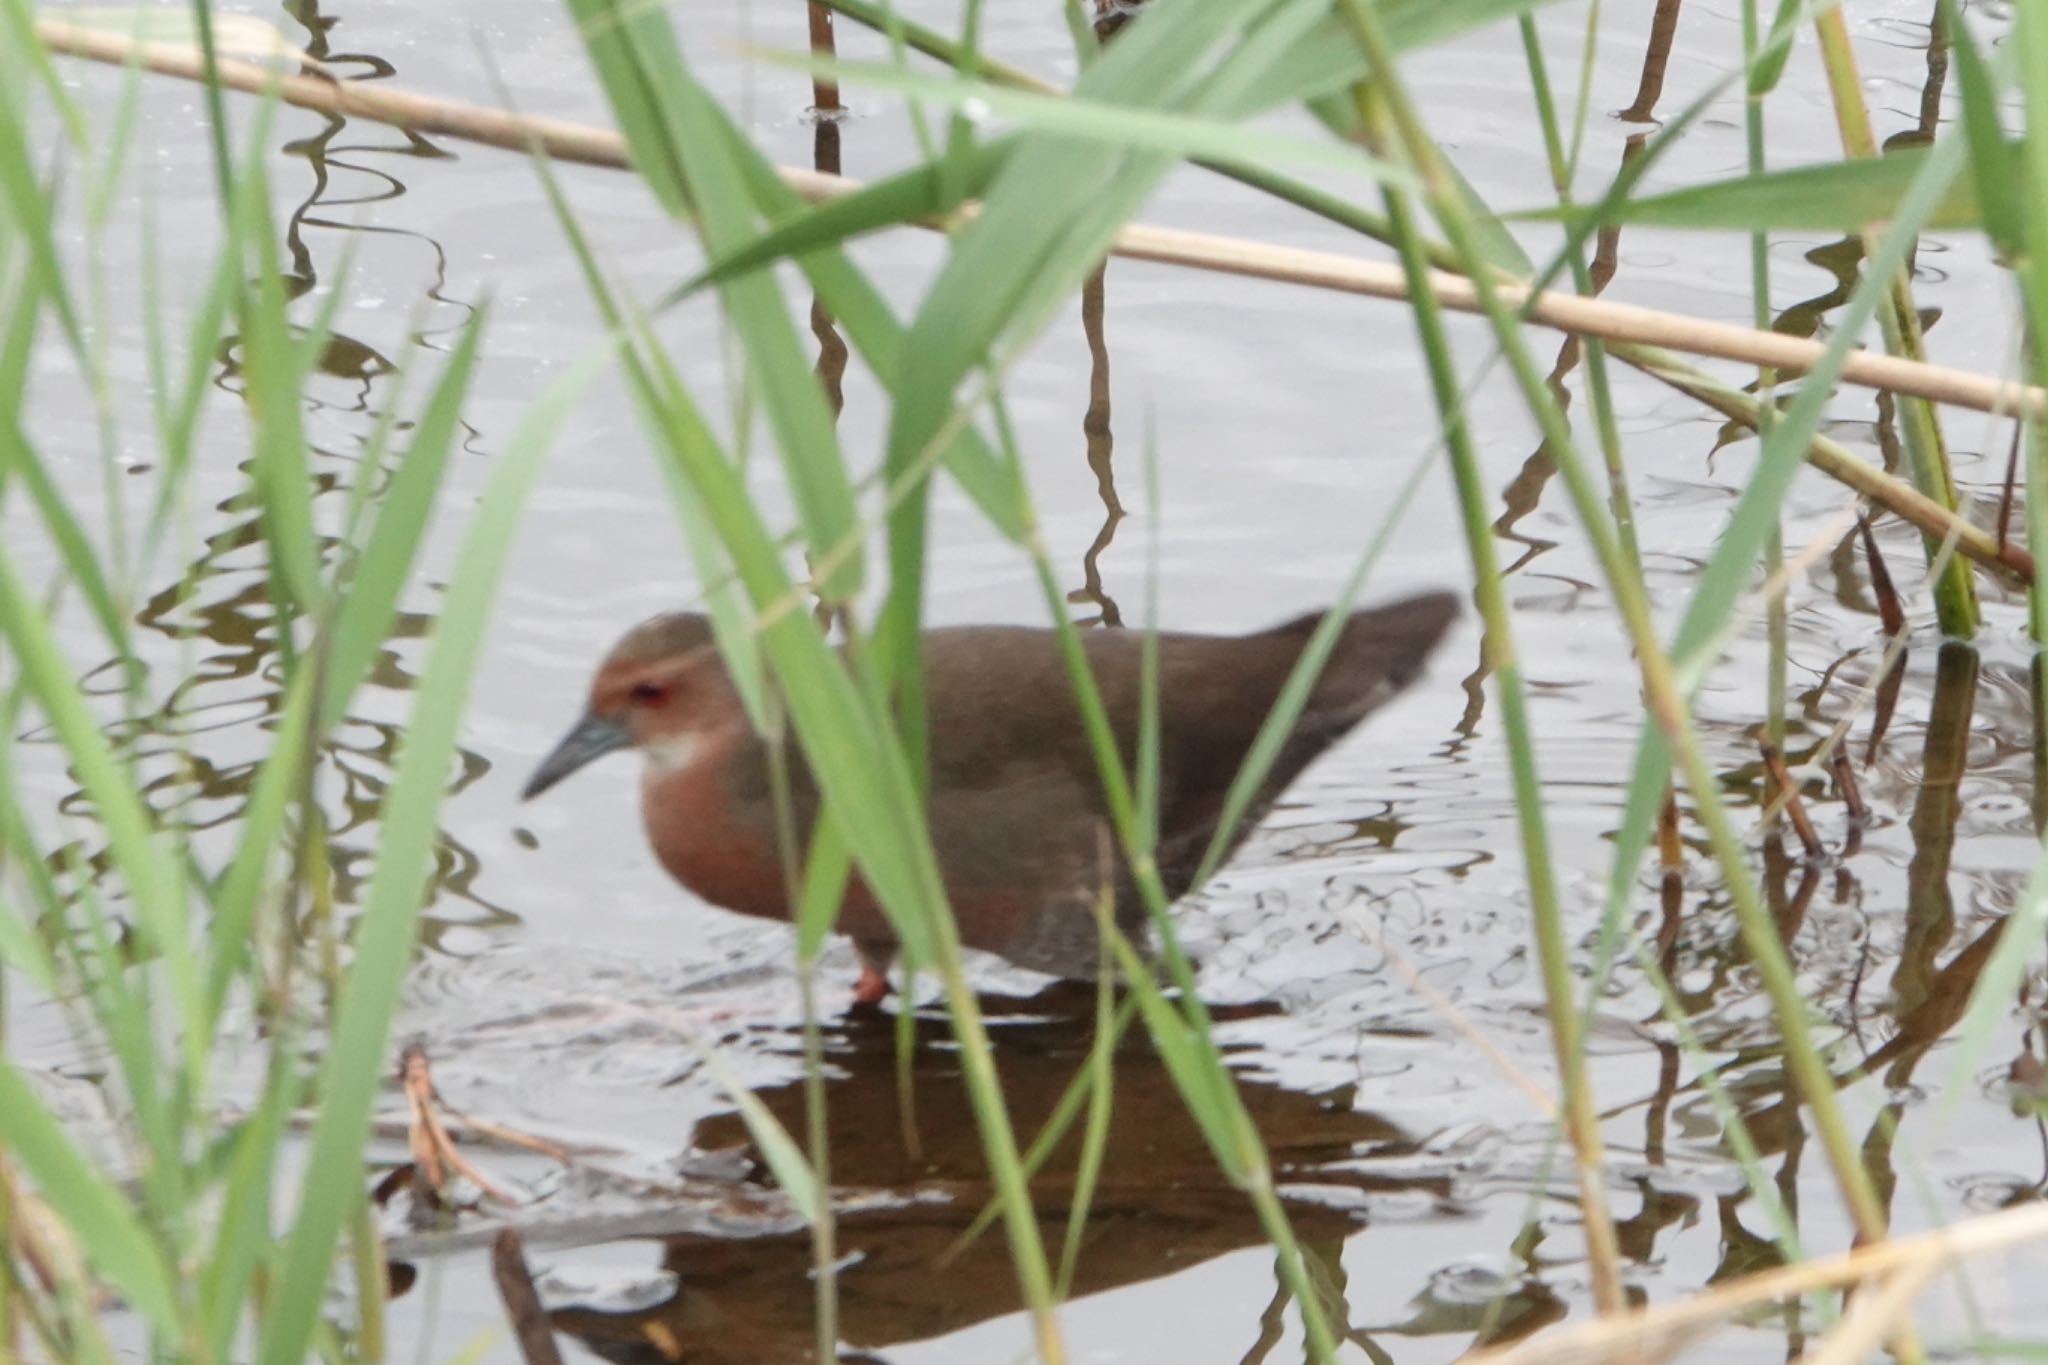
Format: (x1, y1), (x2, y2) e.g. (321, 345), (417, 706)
(923, 766), (1140, 979)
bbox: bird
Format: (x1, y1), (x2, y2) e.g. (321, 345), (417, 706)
(523, 593), (1456, 1006)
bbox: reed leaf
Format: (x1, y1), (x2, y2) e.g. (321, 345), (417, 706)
(321, 313), (487, 730)
(1541, 143), (1987, 232)
(257, 347), (588, 1365)
(0, 1064), (180, 1336)
(568, 0), (863, 602)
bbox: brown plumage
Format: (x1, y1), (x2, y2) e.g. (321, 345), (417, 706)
(525, 594), (1456, 1001)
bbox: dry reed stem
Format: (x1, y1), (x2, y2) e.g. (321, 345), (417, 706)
(1465, 1200), (2048, 1365)
(34, 18), (2048, 426)
(1793, 1254), (1941, 1365)
(400, 1043), (516, 1206)
(1615, 343), (2035, 584)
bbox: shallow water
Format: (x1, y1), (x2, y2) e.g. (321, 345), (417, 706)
(15, 0), (2048, 1359)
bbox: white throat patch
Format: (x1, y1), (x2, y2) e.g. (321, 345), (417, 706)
(642, 731), (704, 773)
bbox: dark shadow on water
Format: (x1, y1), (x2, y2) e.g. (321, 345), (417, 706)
(529, 987), (1477, 1362)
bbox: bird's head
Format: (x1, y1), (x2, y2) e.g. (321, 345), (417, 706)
(522, 613), (738, 800)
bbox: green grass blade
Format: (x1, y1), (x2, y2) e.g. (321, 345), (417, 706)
(0, 1064), (180, 1336)
(1, 417), (134, 660)
(710, 114), (1023, 535)
(781, 51), (1407, 181)
(0, 76), (86, 360)
(236, 164), (324, 623)
(0, 547), (202, 1062)
(568, 0), (863, 601)
(672, 150), (1002, 297)
(1540, 143), (1983, 231)
(1940, 0), (2022, 259)
(202, 673), (313, 1027)
(199, 1064), (300, 1361)
(258, 351), (590, 1365)
(691, 1043), (820, 1222)
(321, 310), (487, 729)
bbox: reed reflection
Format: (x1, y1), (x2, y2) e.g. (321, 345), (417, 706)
(37, 0), (509, 955)
(1069, 264), (1125, 628)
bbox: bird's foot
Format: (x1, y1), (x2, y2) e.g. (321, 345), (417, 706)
(852, 961), (892, 1009)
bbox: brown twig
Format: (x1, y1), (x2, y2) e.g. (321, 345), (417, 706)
(1831, 748), (1867, 826)
(1760, 742), (1825, 860)
(491, 1229), (567, 1365)
(400, 1043), (516, 1206)
(1996, 421), (2023, 553)
(1856, 516), (1909, 636)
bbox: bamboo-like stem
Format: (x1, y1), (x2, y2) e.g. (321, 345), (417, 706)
(1812, 6), (1976, 636)
(32, 18), (2048, 426)
(1607, 340), (2032, 583)
(1743, 0), (1788, 763)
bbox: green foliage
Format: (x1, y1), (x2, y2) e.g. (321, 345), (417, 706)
(0, 26), (580, 1357)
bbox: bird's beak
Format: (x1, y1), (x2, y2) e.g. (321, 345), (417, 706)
(523, 713), (631, 801)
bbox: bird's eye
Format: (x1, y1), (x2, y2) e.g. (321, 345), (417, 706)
(629, 680), (668, 704)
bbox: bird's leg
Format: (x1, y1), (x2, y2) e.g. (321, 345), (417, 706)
(852, 940), (896, 1008)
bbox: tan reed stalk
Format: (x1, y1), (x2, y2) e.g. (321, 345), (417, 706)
(32, 17), (2048, 426)
(1466, 1200), (2048, 1365)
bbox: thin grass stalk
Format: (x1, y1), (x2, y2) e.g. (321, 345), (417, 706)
(767, 718), (841, 1365)
(1514, 9), (1647, 662)
(1563, 1), (1600, 185)
(946, 994), (1141, 1259)
(0, 1066), (10, 1363)
(1811, 6), (1976, 637)
(1333, 0), (1896, 1249)
(80, 91), (136, 614)
(1515, 13), (1679, 1312)
(797, 949), (837, 1365)
(1903, 1), (2048, 1117)
(1740, 0), (1789, 758)
(2010, 10), (2048, 647)
(1630, 944), (1809, 1261)
(1519, 29), (1698, 1106)
(1362, 90), (1624, 1319)
(1930, 0), (2048, 1130)
(1055, 886), (1118, 1300)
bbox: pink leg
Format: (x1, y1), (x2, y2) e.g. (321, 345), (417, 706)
(852, 941), (895, 1008)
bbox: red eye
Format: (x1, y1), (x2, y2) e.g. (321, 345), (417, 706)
(629, 680), (668, 704)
